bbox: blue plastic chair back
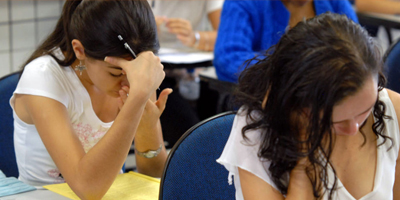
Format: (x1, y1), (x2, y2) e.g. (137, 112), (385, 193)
(159, 111), (236, 200)
(0, 72), (20, 177)
(385, 38), (400, 93)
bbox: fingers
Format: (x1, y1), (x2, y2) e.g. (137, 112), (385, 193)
(155, 88), (173, 114)
(117, 97), (124, 111)
(119, 90), (127, 102)
(168, 27), (191, 36)
(166, 21), (189, 29)
(166, 18), (192, 36)
(118, 86), (129, 110)
(155, 16), (167, 26)
(104, 56), (130, 71)
(165, 18), (189, 26)
(176, 34), (191, 45)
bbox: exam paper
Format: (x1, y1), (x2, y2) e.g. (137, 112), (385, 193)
(43, 172), (160, 200)
(158, 47), (213, 64)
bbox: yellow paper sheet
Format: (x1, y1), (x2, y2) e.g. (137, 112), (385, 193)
(43, 171), (160, 200)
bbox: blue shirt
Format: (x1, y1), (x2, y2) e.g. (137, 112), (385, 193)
(214, 0), (358, 83)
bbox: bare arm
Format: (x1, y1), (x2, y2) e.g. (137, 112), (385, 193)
(239, 168), (284, 200)
(15, 52), (165, 200)
(239, 160), (314, 200)
(192, 8), (221, 51)
(394, 157), (400, 200)
(356, 0), (400, 15)
(19, 91), (148, 200)
(386, 89), (400, 200)
(134, 89), (172, 177)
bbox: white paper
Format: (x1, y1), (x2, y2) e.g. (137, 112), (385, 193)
(157, 48), (214, 64)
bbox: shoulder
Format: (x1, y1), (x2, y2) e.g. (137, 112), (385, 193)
(385, 89), (400, 123)
(20, 55), (72, 89)
(222, 0), (265, 10)
(327, 0), (358, 21)
(16, 55), (74, 108)
(385, 89), (400, 159)
(385, 89), (400, 112)
(232, 107), (263, 143)
(382, 89), (400, 153)
(221, 107), (263, 152)
(205, 0), (224, 13)
(23, 55), (65, 76)
(217, 107), (279, 190)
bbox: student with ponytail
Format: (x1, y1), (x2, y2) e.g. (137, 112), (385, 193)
(11, 0), (169, 199)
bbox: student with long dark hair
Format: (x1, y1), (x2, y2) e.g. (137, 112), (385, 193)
(10, 1), (170, 199)
(218, 13), (400, 200)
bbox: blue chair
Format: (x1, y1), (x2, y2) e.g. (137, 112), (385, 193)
(0, 72), (20, 178)
(159, 111), (236, 200)
(384, 38), (400, 93)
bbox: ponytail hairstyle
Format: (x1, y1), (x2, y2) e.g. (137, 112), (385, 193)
(21, 0), (158, 71)
(235, 13), (391, 199)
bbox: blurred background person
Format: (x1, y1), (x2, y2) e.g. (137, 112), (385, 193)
(355, 0), (400, 14)
(151, 0), (224, 148)
(214, 0), (358, 83)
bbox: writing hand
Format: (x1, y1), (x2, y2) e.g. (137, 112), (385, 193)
(155, 16), (167, 33)
(165, 18), (196, 47)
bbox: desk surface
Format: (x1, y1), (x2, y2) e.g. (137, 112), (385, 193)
(199, 67), (236, 93)
(158, 47), (213, 69)
(0, 189), (70, 200)
(358, 12), (400, 23)
(357, 11), (400, 29)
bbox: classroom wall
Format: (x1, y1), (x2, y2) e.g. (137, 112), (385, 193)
(0, 0), (63, 78)
(0, 1), (399, 78)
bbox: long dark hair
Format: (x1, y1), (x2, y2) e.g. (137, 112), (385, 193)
(235, 13), (391, 199)
(21, 0), (158, 71)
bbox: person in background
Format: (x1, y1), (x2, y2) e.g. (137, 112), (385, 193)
(353, 0), (400, 38)
(214, 0), (358, 83)
(356, 0), (400, 14)
(152, 0), (222, 51)
(217, 13), (400, 200)
(11, 1), (170, 199)
(151, 0), (224, 148)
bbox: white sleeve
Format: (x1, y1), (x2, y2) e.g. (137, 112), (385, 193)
(216, 110), (279, 192)
(13, 56), (69, 108)
(206, 0), (224, 13)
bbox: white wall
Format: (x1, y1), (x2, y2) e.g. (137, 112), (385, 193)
(0, 1), (398, 78)
(0, 0), (63, 78)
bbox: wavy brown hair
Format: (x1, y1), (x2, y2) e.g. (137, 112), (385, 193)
(235, 13), (392, 199)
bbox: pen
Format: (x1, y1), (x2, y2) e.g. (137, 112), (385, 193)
(118, 35), (137, 59)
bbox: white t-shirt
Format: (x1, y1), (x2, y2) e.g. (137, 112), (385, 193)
(10, 51), (113, 187)
(151, 0), (224, 49)
(217, 89), (399, 200)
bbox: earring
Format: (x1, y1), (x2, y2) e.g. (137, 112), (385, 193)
(74, 60), (86, 76)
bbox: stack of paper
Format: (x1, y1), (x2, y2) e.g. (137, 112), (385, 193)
(158, 47), (214, 64)
(43, 171), (160, 200)
(0, 170), (36, 197)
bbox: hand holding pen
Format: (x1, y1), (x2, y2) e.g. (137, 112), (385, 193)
(104, 36), (164, 100)
(118, 35), (137, 59)
(116, 35), (161, 90)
